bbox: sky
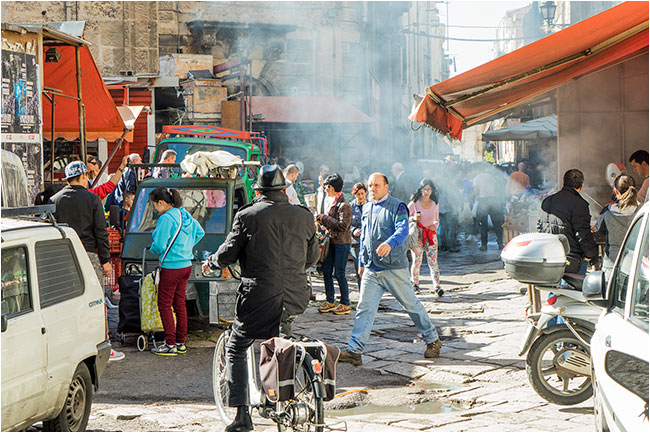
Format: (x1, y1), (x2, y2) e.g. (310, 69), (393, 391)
(441, 1), (529, 76)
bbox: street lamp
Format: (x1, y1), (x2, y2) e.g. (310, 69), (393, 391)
(540, 1), (557, 30)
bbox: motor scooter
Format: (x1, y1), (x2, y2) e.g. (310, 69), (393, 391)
(502, 233), (602, 405)
(518, 275), (602, 405)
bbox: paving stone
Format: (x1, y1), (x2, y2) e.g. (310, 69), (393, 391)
(382, 362), (432, 379)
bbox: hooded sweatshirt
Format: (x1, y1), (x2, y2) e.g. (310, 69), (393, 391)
(151, 207), (205, 269)
(595, 203), (638, 269)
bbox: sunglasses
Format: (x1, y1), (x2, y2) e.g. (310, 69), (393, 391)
(88, 160), (98, 165)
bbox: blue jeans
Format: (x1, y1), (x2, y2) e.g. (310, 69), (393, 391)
(323, 243), (351, 305)
(347, 267), (439, 354)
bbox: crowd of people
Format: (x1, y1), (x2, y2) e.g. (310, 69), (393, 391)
(30, 145), (648, 431)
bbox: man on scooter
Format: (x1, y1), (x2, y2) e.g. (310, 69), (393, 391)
(537, 169), (601, 274)
(202, 165), (320, 432)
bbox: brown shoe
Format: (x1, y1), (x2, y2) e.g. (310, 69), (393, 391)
(318, 301), (337, 313)
(339, 350), (363, 366)
(332, 304), (351, 315)
(424, 339), (442, 358)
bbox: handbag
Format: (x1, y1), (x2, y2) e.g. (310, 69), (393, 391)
(318, 233), (330, 264)
(406, 220), (421, 250)
(140, 209), (183, 332)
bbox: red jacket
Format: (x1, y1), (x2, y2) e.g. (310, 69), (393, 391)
(89, 180), (116, 200)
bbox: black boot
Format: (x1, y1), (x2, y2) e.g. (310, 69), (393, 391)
(225, 406), (253, 432)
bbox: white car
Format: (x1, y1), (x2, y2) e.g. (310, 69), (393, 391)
(1, 207), (110, 432)
(584, 202), (649, 432)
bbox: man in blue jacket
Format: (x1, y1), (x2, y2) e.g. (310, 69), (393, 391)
(339, 172), (443, 366)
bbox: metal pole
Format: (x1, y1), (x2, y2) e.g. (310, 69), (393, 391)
(90, 128), (129, 189)
(75, 45), (86, 162)
(240, 58), (245, 130)
(51, 94), (55, 182)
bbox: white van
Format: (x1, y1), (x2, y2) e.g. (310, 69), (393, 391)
(1, 208), (110, 432)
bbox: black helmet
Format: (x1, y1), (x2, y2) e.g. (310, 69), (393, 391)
(252, 164), (291, 191)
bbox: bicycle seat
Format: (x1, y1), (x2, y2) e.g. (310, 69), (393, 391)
(563, 273), (585, 290)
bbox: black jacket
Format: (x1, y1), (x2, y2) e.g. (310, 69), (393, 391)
(537, 186), (599, 262)
(50, 185), (110, 264)
(213, 191), (320, 339)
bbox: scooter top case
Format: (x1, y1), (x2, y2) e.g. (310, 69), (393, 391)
(501, 233), (569, 286)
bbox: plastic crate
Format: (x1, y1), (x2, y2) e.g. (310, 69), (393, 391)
(104, 257), (122, 291)
(108, 228), (122, 254)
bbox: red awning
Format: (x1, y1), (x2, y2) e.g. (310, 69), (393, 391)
(409, 1), (649, 140)
(251, 96), (372, 123)
(42, 45), (130, 141)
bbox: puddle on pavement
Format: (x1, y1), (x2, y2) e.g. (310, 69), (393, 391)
(329, 400), (465, 417)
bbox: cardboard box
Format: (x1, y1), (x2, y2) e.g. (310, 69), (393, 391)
(159, 54), (213, 78)
(182, 79), (228, 116)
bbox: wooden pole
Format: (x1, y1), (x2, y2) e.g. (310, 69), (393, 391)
(75, 45), (86, 162)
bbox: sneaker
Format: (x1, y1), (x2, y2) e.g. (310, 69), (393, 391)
(412, 284), (421, 294)
(176, 343), (187, 354)
(151, 344), (177, 356)
(332, 304), (351, 315)
(424, 339), (442, 358)
(318, 301), (337, 313)
(339, 350), (363, 366)
(108, 348), (125, 362)
(435, 287), (445, 297)
(479, 245), (487, 251)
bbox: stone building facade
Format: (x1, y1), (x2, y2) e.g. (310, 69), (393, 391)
(2, 1), (448, 167)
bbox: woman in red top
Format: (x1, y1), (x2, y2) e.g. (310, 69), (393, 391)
(407, 179), (444, 297)
(86, 155), (129, 200)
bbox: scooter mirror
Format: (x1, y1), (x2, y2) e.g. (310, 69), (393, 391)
(582, 270), (607, 305)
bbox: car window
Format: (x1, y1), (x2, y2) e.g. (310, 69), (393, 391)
(129, 187), (228, 234)
(1, 247), (32, 316)
(610, 217), (643, 312)
(35, 240), (85, 308)
(630, 221), (649, 330)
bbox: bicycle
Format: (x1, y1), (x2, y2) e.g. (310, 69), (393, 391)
(206, 266), (327, 431)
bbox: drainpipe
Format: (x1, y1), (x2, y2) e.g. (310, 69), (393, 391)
(64, 1), (73, 21)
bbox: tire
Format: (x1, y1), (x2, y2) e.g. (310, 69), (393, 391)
(213, 330), (237, 425)
(593, 372), (610, 432)
(43, 363), (93, 432)
(526, 327), (593, 406)
(277, 355), (324, 431)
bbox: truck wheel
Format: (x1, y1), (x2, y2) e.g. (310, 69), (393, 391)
(43, 363), (93, 432)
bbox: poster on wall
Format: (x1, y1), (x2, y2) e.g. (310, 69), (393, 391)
(1, 42), (42, 202)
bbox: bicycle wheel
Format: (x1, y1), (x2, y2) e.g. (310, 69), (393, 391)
(213, 330), (237, 424)
(279, 359), (324, 431)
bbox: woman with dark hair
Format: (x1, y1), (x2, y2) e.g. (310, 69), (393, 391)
(350, 182), (367, 288)
(408, 179), (444, 297)
(149, 187), (205, 355)
(316, 173), (353, 315)
(596, 174), (639, 271)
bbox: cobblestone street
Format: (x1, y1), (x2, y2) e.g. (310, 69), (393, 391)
(87, 240), (595, 431)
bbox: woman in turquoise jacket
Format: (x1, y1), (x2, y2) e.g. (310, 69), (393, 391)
(149, 187), (205, 356)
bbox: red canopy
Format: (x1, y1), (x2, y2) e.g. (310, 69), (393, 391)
(409, 1), (649, 140)
(42, 45), (129, 141)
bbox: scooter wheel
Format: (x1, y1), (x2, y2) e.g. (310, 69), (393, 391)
(526, 327), (592, 405)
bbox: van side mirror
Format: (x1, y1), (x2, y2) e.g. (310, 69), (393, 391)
(2, 315), (7, 333)
(583, 270), (608, 307)
(109, 205), (121, 228)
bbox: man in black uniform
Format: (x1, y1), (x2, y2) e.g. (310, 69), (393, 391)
(203, 165), (320, 432)
(537, 169), (600, 274)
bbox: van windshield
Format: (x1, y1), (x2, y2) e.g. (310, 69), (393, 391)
(158, 142), (248, 163)
(128, 187), (228, 234)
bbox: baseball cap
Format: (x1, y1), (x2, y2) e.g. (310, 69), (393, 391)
(64, 161), (88, 180)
